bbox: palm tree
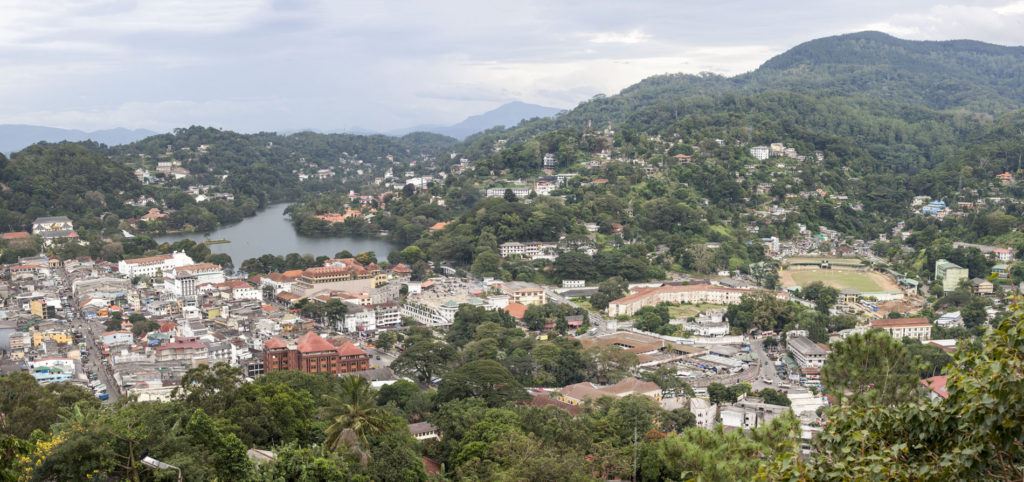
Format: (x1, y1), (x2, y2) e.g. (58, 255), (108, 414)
(321, 376), (392, 461)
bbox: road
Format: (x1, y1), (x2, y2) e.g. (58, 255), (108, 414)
(59, 267), (120, 403)
(748, 339), (780, 391)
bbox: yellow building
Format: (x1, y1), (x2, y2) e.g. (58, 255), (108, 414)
(30, 300), (45, 318)
(32, 331), (72, 347)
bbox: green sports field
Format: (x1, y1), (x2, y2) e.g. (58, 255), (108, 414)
(780, 269), (897, 293)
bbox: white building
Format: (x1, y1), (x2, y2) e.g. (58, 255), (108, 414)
(498, 241), (560, 259)
(484, 187), (532, 199)
(166, 263), (225, 295)
(869, 318), (932, 341)
(750, 146), (770, 161)
(370, 303), (401, 329)
(935, 311), (963, 328)
(543, 153), (556, 169)
(678, 309), (730, 337)
(787, 335), (828, 368)
(118, 251), (194, 278)
(102, 330), (133, 346)
(342, 305), (377, 332)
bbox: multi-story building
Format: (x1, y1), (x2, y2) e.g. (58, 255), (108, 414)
(787, 335), (829, 368)
(342, 305), (376, 332)
(495, 281), (547, 306)
(263, 331), (369, 375)
(720, 399), (790, 430)
(370, 302), (401, 329)
(153, 340), (209, 365)
(484, 186), (532, 199)
(169, 263), (225, 295)
(934, 259), (969, 293)
(119, 251), (194, 278)
(32, 330), (72, 348)
(749, 145), (770, 160)
(102, 330), (133, 346)
(608, 284), (787, 317)
(869, 318), (932, 341)
(291, 258), (386, 297)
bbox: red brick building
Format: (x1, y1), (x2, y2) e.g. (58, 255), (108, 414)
(263, 331), (370, 375)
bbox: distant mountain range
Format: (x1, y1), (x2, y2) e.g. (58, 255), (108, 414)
(387, 101), (564, 139)
(0, 125), (159, 155)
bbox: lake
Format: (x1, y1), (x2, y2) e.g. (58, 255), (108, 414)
(155, 203), (402, 264)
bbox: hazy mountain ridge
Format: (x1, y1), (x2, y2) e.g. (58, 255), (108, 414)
(0, 124), (158, 154)
(388, 101), (563, 139)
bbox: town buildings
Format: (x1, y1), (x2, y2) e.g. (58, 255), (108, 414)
(118, 251), (195, 278)
(869, 318), (932, 340)
(608, 284), (786, 317)
(263, 331), (370, 375)
(554, 377), (662, 406)
(291, 258), (386, 297)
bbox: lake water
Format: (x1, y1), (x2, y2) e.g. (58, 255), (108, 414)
(155, 203), (402, 264)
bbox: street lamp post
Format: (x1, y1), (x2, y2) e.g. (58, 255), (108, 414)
(141, 456), (183, 482)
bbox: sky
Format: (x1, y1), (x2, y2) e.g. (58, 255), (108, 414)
(1, 0), (1023, 133)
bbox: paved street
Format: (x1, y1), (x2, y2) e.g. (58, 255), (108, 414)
(60, 267), (120, 403)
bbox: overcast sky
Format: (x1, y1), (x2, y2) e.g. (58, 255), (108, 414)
(1, 0), (1023, 133)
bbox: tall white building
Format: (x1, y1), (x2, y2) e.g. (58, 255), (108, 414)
(118, 251), (194, 278)
(750, 146), (770, 161)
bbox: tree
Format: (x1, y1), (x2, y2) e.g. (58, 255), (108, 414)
(706, 382), (734, 405)
(104, 311), (123, 331)
(0, 372), (98, 439)
(765, 310), (1024, 480)
(757, 388), (791, 407)
(390, 340), (457, 383)
(322, 376), (393, 458)
(436, 359), (529, 406)
(961, 297), (988, 329)
(323, 299), (349, 327)
(800, 281), (840, 313)
(641, 365), (695, 397)
(820, 329), (924, 407)
(643, 412), (800, 481)
(375, 331), (397, 351)
(354, 251), (376, 265)
(470, 250), (502, 277)
(503, 188), (518, 203)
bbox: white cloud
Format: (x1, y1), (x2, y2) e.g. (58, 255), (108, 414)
(589, 29), (651, 44)
(0, 1), (1021, 132)
(995, 1), (1024, 15)
(854, 1), (1024, 45)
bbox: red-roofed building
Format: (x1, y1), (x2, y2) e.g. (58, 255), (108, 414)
(921, 375), (948, 400)
(1, 231), (30, 240)
(263, 331), (370, 375)
(504, 302), (528, 320)
(391, 263), (413, 277)
(429, 222), (450, 231)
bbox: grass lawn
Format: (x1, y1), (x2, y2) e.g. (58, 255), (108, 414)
(666, 303), (726, 319)
(781, 270), (886, 292)
(571, 298), (597, 312)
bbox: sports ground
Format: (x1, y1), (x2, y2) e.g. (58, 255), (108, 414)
(779, 268), (900, 293)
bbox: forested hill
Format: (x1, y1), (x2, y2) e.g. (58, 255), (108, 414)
(470, 31), (1024, 141)
(0, 142), (144, 231)
(745, 31), (1024, 112)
